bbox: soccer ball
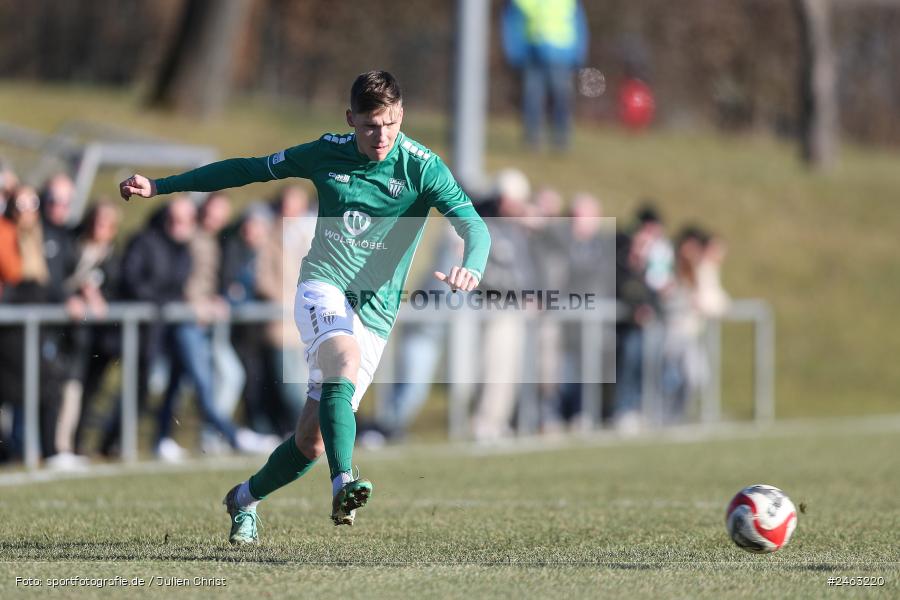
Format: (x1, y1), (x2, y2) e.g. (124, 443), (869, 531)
(725, 484), (797, 553)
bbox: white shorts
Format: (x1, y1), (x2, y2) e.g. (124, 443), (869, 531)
(293, 280), (387, 411)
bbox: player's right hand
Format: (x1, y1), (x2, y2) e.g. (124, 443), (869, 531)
(435, 266), (479, 293)
(119, 174), (156, 201)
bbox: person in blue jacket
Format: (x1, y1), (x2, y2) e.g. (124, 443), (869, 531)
(502, 0), (589, 150)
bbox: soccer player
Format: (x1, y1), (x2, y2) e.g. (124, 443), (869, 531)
(118, 71), (491, 542)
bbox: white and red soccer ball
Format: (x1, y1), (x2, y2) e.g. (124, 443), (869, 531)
(726, 484), (797, 553)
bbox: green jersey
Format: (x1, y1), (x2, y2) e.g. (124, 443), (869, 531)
(154, 131), (491, 338)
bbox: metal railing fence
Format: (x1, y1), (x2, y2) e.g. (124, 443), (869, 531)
(0, 299), (774, 470)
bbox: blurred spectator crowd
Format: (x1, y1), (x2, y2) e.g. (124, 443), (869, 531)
(370, 167), (731, 445)
(0, 160), (317, 468)
(0, 160), (730, 467)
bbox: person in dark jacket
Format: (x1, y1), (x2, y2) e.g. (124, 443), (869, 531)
(37, 174), (80, 459)
(99, 197), (196, 456)
(38, 174), (95, 465)
(154, 196), (274, 461)
(39, 173), (79, 305)
(613, 210), (668, 432)
(48, 199), (124, 467)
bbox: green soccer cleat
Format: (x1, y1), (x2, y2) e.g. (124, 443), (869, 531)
(223, 484), (260, 545)
(331, 478), (373, 526)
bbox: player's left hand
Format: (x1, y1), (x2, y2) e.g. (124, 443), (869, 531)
(435, 266), (479, 292)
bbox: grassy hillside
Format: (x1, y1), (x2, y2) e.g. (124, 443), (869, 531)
(1, 82), (898, 419)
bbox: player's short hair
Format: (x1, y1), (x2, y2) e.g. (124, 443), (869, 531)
(350, 71), (402, 114)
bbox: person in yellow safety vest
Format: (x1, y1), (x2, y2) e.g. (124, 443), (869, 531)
(502, 0), (589, 150)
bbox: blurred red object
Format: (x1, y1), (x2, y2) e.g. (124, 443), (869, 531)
(618, 78), (655, 130)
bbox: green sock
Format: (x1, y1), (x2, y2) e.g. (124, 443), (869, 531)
(248, 434), (317, 500)
(319, 377), (357, 480)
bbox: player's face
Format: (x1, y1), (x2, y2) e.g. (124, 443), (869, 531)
(347, 104), (403, 162)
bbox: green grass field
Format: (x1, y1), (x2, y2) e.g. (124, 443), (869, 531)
(2, 418), (898, 598)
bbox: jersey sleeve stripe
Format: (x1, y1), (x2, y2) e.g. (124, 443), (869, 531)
(441, 202), (473, 217)
(266, 154), (279, 180)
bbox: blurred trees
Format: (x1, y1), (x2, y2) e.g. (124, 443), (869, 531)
(146, 0), (250, 117)
(795, 0), (838, 169)
(0, 0), (166, 84)
(0, 0), (897, 148)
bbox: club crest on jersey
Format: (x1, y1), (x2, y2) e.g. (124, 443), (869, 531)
(343, 210), (372, 236)
(388, 178), (406, 198)
(321, 310), (338, 326)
